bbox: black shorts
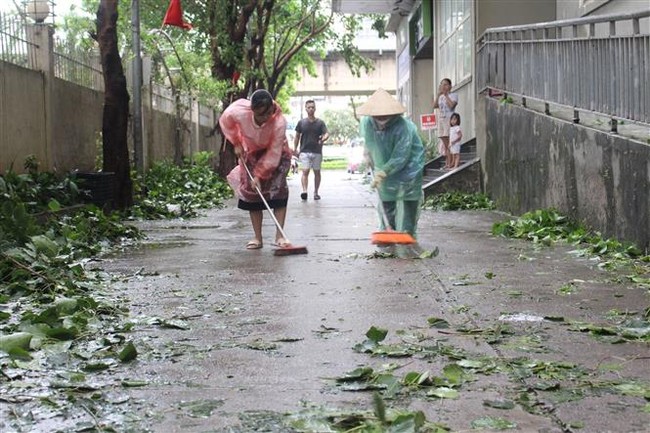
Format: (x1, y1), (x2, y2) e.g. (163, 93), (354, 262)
(238, 198), (288, 211)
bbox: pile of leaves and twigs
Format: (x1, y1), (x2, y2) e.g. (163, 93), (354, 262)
(1, 154), (233, 431)
(1, 161), (146, 429)
(129, 151), (233, 220)
(492, 208), (650, 343)
(320, 321), (650, 432)
(422, 192), (495, 211)
(492, 208), (650, 276)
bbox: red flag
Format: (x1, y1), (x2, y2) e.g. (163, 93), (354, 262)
(162, 0), (192, 30)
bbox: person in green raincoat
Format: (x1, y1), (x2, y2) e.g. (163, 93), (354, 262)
(358, 88), (425, 238)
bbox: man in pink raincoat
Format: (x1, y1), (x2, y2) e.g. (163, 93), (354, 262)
(219, 89), (293, 250)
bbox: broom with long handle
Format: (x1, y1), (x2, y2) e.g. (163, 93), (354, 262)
(240, 158), (308, 256)
(370, 169), (417, 245)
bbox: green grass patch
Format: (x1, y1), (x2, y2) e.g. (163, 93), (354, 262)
(320, 156), (348, 170)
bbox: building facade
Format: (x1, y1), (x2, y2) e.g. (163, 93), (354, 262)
(335, 0), (648, 139)
(335, 0), (650, 249)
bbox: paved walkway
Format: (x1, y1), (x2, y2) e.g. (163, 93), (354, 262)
(103, 170), (649, 432)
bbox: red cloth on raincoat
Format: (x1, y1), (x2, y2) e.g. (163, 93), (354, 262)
(219, 98), (292, 203)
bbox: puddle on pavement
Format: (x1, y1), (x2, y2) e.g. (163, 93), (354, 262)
(498, 313), (545, 322)
(135, 220), (239, 231)
(140, 240), (194, 249)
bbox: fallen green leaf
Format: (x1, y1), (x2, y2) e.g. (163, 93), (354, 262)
(366, 326), (388, 343)
(83, 362), (111, 372)
(160, 319), (190, 330)
(121, 380), (148, 387)
(427, 317), (450, 328)
(483, 399), (515, 410)
(336, 366), (374, 382)
(179, 398), (224, 418)
(0, 332), (33, 353)
(427, 387), (459, 399)
(118, 341), (137, 362)
(471, 416), (517, 430)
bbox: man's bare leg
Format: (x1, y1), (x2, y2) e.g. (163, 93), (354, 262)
(301, 169), (310, 200)
(313, 170), (321, 198)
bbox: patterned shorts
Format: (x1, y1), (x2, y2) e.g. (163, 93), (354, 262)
(299, 152), (323, 170)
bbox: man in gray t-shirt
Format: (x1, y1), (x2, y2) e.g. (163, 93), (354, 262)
(293, 100), (329, 201)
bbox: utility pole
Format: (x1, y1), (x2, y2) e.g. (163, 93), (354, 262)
(132, 0), (144, 175)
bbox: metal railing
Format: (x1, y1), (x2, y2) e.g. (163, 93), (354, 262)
(0, 11), (38, 69)
(54, 41), (104, 91)
(2, 11), (216, 128)
(477, 11), (650, 124)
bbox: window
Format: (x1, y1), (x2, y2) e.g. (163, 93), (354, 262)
(438, 0), (472, 86)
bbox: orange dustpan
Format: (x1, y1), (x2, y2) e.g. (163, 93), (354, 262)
(372, 229), (416, 245)
(370, 184), (416, 245)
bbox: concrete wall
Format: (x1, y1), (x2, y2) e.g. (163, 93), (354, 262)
(479, 97), (650, 250)
(1, 60), (221, 174)
(556, 0), (650, 35)
(145, 108), (178, 164)
(52, 78), (103, 171)
(476, 0), (557, 35)
(557, 0), (650, 20)
(0, 62), (49, 172)
(142, 104), (220, 167)
(425, 160), (482, 197)
(411, 58), (434, 126)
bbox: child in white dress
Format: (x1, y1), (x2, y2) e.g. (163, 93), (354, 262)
(449, 113), (463, 169)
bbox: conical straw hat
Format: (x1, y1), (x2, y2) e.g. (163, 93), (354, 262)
(357, 88), (406, 116)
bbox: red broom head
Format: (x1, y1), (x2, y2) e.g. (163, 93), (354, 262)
(273, 245), (308, 256)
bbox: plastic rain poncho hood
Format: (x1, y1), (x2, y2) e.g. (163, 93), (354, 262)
(360, 115), (425, 202)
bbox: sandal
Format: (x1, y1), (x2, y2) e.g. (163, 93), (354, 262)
(246, 240), (263, 250)
(313, 194), (321, 200)
(274, 238), (291, 248)
(300, 192), (307, 201)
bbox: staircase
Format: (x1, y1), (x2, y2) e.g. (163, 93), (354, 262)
(422, 138), (481, 197)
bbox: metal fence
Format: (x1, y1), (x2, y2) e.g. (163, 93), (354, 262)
(54, 40), (104, 91)
(2, 11), (216, 129)
(477, 11), (650, 124)
(152, 83), (216, 127)
(0, 11), (103, 90)
(0, 11), (38, 69)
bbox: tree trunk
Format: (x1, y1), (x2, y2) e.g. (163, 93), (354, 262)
(218, 140), (238, 178)
(96, 0), (133, 210)
(217, 88), (249, 178)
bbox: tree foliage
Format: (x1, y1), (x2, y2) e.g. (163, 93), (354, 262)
(321, 109), (360, 145)
(66, 0), (382, 105)
(61, 0), (386, 176)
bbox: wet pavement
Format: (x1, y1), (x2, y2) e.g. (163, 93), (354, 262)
(101, 170), (649, 433)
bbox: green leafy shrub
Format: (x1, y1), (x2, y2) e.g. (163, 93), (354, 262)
(130, 152), (233, 219)
(0, 158), (82, 214)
